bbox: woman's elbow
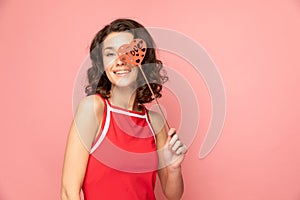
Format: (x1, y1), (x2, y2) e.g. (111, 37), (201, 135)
(61, 187), (68, 200)
(61, 186), (81, 200)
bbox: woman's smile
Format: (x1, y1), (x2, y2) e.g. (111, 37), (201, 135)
(113, 68), (132, 77)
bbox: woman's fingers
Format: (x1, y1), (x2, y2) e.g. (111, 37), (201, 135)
(172, 140), (182, 152)
(168, 133), (187, 155)
(169, 134), (179, 147)
(175, 145), (187, 155)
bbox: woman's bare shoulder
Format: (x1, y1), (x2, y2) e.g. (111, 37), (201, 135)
(77, 94), (105, 116)
(72, 94), (105, 149)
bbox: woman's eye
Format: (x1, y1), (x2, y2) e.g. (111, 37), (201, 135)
(105, 52), (116, 57)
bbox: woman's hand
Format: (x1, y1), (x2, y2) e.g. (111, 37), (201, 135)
(163, 128), (187, 171)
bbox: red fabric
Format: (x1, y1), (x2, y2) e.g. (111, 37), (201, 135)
(82, 94), (158, 200)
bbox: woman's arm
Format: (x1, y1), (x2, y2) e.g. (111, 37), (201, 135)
(61, 95), (104, 200)
(148, 111), (187, 200)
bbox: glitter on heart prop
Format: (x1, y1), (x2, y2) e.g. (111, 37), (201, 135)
(118, 38), (170, 129)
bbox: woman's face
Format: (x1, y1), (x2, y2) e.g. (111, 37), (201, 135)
(102, 31), (139, 88)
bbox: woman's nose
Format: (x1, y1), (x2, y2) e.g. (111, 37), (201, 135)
(116, 56), (126, 66)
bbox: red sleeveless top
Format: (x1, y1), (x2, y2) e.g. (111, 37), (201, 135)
(82, 94), (158, 200)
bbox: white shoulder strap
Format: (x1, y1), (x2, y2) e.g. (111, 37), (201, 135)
(89, 99), (111, 153)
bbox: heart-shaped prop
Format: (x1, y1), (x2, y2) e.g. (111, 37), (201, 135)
(118, 38), (147, 66)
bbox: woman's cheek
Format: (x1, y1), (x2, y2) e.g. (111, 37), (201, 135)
(103, 56), (117, 68)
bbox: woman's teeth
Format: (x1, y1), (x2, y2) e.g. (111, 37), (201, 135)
(114, 70), (130, 75)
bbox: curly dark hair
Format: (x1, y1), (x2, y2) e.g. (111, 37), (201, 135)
(85, 18), (168, 104)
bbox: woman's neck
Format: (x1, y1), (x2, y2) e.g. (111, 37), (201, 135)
(109, 85), (139, 111)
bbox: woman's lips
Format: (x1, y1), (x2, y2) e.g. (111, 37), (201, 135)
(113, 69), (131, 76)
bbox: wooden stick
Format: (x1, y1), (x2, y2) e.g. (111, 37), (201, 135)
(138, 66), (170, 130)
(117, 38), (170, 130)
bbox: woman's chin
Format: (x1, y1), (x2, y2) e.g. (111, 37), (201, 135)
(108, 71), (138, 88)
(112, 79), (138, 88)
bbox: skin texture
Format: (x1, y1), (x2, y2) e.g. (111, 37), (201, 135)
(61, 32), (187, 200)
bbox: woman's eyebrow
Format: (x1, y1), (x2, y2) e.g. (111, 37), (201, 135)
(103, 46), (115, 50)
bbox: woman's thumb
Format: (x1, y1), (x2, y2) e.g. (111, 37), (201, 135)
(166, 128), (176, 145)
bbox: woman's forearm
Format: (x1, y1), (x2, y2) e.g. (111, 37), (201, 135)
(164, 166), (184, 200)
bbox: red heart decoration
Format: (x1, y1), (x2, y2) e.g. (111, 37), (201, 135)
(118, 38), (147, 66)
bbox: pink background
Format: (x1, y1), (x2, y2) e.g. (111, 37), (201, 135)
(1, 0), (300, 199)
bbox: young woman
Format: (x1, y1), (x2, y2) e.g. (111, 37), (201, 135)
(61, 18), (187, 200)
